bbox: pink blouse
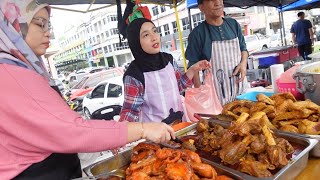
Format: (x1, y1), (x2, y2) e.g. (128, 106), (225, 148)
(0, 64), (128, 179)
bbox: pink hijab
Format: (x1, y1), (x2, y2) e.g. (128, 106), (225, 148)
(0, 0), (53, 84)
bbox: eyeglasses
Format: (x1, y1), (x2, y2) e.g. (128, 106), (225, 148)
(31, 17), (52, 33)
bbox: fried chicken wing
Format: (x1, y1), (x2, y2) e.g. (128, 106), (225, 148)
(289, 100), (320, 112)
(256, 94), (274, 105)
(280, 125), (299, 133)
(298, 120), (320, 135)
(166, 162), (193, 180)
(222, 100), (254, 114)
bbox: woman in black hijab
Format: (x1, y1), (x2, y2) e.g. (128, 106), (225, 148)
(119, 18), (210, 123)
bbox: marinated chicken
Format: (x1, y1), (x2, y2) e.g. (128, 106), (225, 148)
(191, 118), (294, 178)
(126, 142), (227, 180)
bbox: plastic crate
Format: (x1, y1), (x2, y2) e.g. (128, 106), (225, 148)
(257, 53), (279, 68)
(276, 79), (304, 100)
(236, 91), (274, 102)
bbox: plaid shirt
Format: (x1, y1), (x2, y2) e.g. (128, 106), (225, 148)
(119, 61), (192, 122)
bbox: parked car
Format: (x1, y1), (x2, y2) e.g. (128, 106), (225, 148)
(76, 66), (107, 74)
(270, 33), (293, 47)
(245, 33), (271, 53)
(69, 67), (124, 101)
(82, 76), (124, 119)
(66, 72), (88, 88)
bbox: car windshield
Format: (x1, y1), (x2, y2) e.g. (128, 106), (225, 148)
(73, 76), (88, 89)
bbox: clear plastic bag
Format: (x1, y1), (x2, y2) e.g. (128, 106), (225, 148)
(184, 70), (223, 122)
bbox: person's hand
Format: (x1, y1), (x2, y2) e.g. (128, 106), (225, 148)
(142, 122), (175, 144)
(233, 62), (247, 82)
(190, 60), (211, 72)
(186, 60), (211, 80)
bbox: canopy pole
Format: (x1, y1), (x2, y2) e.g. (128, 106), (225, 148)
(278, 4), (284, 46)
(188, 8), (193, 31)
(174, 0), (187, 72)
(281, 10), (287, 46)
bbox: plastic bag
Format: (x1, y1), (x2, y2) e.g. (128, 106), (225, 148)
(184, 71), (223, 122)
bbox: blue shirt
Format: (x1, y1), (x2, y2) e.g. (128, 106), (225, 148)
(186, 17), (247, 67)
(290, 19), (312, 46)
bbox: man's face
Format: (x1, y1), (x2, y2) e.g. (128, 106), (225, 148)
(199, 0), (224, 19)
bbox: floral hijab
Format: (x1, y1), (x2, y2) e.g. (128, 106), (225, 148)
(0, 0), (53, 84)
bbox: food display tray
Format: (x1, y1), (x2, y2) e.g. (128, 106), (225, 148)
(194, 113), (320, 157)
(82, 121), (317, 180)
(82, 123), (245, 180)
(179, 120), (317, 180)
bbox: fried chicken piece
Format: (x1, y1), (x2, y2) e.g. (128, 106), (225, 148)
(197, 119), (210, 133)
(166, 162), (193, 180)
(289, 100), (320, 113)
(273, 109), (315, 121)
(249, 102), (267, 115)
(258, 153), (276, 170)
(232, 106), (250, 116)
(266, 145), (288, 168)
(261, 105), (276, 116)
(278, 119), (303, 127)
(219, 136), (253, 165)
(262, 125), (276, 146)
(218, 130), (235, 148)
(256, 94), (274, 105)
(298, 120), (320, 135)
(225, 111), (240, 120)
(191, 162), (217, 179)
(250, 134), (266, 154)
(280, 125), (299, 134)
(270, 92), (296, 106)
(276, 138), (294, 154)
(222, 100), (254, 114)
(239, 160), (272, 177)
(275, 99), (293, 115)
(308, 114), (320, 122)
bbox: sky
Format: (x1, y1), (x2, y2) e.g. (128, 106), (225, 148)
(50, 5), (105, 39)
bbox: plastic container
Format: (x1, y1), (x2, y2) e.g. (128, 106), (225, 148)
(258, 53), (279, 68)
(236, 91), (274, 102)
(276, 79), (304, 100)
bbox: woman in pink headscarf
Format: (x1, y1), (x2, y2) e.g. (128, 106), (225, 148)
(0, 1), (175, 179)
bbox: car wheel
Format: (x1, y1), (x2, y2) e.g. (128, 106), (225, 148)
(83, 107), (91, 119)
(262, 45), (268, 49)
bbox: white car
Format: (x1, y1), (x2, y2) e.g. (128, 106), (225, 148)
(270, 33), (293, 47)
(245, 33), (271, 53)
(82, 76), (124, 119)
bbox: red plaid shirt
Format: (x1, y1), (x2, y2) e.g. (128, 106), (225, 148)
(119, 61), (192, 122)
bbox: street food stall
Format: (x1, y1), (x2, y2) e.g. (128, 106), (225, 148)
(41, 0), (320, 179)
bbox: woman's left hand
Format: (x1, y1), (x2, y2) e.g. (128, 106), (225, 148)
(233, 62), (247, 82)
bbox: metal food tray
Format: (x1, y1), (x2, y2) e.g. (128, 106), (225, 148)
(194, 113), (320, 157)
(82, 124), (245, 179)
(179, 120), (317, 180)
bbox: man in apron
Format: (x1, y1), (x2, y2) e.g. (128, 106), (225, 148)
(186, 0), (249, 105)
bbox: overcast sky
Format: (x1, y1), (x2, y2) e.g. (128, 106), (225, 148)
(50, 5), (106, 39)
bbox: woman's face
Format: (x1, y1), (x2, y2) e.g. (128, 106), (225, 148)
(140, 22), (161, 54)
(25, 8), (51, 56)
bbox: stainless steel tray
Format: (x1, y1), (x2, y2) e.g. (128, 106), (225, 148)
(195, 113), (320, 157)
(177, 121), (318, 180)
(83, 137), (245, 179)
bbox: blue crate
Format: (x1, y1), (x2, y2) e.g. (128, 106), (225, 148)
(236, 91), (274, 102)
(258, 55), (279, 68)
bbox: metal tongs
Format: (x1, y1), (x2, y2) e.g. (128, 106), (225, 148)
(161, 137), (184, 149)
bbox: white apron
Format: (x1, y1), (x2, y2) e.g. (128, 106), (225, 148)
(206, 22), (249, 105)
(140, 63), (184, 122)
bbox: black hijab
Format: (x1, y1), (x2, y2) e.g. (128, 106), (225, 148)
(124, 18), (173, 86)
